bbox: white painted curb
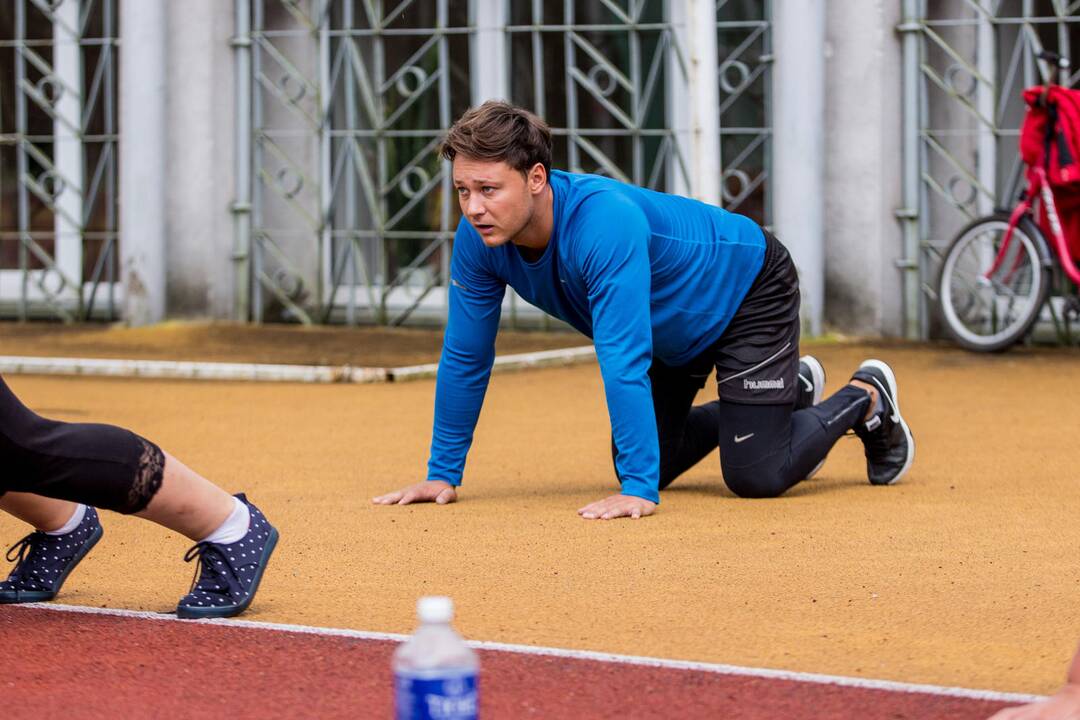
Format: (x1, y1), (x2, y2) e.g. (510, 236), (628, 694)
(0, 356), (388, 383)
(0, 346), (597, 384)
(389, 345), (596, 381)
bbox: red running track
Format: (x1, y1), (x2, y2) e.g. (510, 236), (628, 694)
(1, 605), (1022, 719)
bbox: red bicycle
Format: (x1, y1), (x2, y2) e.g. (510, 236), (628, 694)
(937, 50), (1080, 351)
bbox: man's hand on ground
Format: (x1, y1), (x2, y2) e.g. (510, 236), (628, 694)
(372, 480), (457, 506)
(577, 493), (655, 520)
(988, 685), (1080, 719)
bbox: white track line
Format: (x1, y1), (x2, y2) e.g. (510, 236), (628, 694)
(0, 346), (597, 384)
(17, 602), (1044, 705)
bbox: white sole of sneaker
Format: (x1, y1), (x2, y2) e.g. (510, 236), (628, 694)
(799, 355), (826, 406)
(859, 359), (915, 485)
(799, 355), (827, 479)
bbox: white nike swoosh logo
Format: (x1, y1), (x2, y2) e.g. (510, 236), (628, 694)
(799, 375), (813, 392)
(734, 433), (755, 443)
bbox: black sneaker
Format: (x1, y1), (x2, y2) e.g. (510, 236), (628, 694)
(796, 355), (826, 411)
(0, 507), (103, 603)
(798, 355), (827, 479)
(851, 359), (915, 485)
(176, 493), (278, 619)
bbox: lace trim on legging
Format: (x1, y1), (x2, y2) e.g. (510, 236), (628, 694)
(127, 438), (165, 514)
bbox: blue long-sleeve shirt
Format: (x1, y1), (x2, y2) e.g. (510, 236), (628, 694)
(427, 170), (766, 503)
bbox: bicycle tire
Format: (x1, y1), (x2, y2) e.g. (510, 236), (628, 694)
(936, 213), (1053, 352)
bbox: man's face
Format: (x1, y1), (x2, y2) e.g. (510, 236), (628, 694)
(453, 156), (540, 248)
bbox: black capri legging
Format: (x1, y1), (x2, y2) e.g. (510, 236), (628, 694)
(0, 375), (165, 514)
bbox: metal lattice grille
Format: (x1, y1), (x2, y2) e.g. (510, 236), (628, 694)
(247, 0), (773, 327)
(249, 0), (468, 325)
(717, 0), (771, 225)
(506, 1), (687, 190)
(913, 0), (1080, 338)
(0, 0), (119, 321)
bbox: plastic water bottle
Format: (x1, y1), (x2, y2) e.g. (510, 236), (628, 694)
(394, 596), (479, 720)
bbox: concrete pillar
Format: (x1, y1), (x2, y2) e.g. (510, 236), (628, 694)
(822, 1), (905, 336)
(774, 0), (826, 337)
(119, 0), (167, 325)
(668, 0), (720, 204)
(469, 0), (509, 103)
(164, 0), (236, 317)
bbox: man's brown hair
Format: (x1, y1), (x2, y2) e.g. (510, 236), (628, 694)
(441, 101), (552, 178)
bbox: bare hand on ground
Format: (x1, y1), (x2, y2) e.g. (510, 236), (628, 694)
(372, 480), (457, 506)
(988, 686), (1080, 719)
(577, 493), (655, 520)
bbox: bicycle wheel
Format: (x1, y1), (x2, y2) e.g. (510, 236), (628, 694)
(937, 214), (1052, 352)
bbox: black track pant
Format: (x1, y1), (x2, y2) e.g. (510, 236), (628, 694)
(611, 229), (871, 498)
(613, 362), (870, 498)
(0, 376), (164, 514)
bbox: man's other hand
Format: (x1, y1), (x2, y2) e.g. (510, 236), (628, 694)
(372, 480), (458, 506)
(577, 493), (655, 520)
(988, 685), (1080, 719)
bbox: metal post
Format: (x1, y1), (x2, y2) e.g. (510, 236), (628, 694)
(438, 0), (452, 325)
(773, 0), (825, 336)
(976, 8), (995, 217)
(53, 0), (84, 297)
(15, 0), (29, 321)
(898, 0), (921, 340)
(119, 0), (167, 324)
(233, 0), (252, 322)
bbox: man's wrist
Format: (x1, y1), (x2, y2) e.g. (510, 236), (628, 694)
(618, 483), (659, 504)
(426, 478), (458, 486)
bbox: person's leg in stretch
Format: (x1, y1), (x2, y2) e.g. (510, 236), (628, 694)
(0, 375), (278, 618)
(612, 357), (830, 492)
(708, 227), (912, 497)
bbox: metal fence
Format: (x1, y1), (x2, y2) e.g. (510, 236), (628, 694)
(245, 0), (773, 327)
(0, 0), (119, 321)
(908, 0), (1080, 339)
(0, 0), (772, 327)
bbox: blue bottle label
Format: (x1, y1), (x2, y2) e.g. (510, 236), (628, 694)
(395, 669), (478, 720)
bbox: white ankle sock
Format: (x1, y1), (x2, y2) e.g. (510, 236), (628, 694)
(200, 497), (250, 545)
(45, 504), (86, 535)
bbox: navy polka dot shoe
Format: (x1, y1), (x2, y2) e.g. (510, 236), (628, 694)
(176, 493), (278, 619)
(0, 507), (103, 604)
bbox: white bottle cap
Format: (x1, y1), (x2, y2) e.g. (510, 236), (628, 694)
(417, 595), (454, 623)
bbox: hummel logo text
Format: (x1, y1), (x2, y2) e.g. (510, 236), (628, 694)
(743, 377), (784, 390)
(734, 433), (755, 443)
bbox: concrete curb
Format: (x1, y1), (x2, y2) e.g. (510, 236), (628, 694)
(388, 345), (597, 381)
(0, 345), (597, 384)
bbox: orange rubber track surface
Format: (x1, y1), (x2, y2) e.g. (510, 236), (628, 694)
(1, 329), (1079, 711)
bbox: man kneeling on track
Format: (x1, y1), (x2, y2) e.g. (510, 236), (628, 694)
(374, 101), (915, 521)
(0, 375), (278, 618)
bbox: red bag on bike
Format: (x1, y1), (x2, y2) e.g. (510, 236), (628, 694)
(1020, 85), (1080, 259)
(1020, 85), (1080, 186)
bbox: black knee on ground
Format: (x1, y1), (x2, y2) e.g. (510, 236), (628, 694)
(722, 466), (791, 499)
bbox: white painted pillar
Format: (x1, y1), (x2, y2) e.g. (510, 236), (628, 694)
(119, 0), (167, 324)
(668, 0), (720, 204)
(469, 0), (509, 103)
(53, 0), (83, 290)
(774, 0), (826, 336)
